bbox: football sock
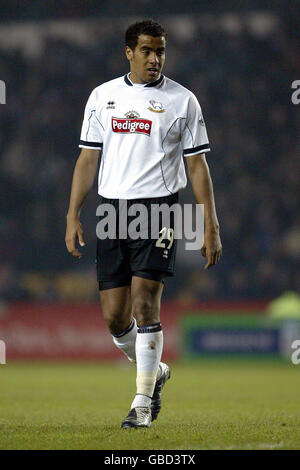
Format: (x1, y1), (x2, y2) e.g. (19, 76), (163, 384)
(131, 393), (152, 409)
(112, 319), (163, 381)
(131, 322), (163, 409)
(112, 318), (137, 363)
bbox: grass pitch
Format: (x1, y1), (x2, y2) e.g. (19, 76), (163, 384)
(0, 360), (300, 450)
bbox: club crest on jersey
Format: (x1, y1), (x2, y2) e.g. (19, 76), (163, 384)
(112, 110), (152, 136)
(148, 100), (165, 113)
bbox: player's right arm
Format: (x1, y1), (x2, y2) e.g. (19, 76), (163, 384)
(65, 148), (100, 258)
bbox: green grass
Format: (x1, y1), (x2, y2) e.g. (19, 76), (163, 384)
(0, 360), (300, 450)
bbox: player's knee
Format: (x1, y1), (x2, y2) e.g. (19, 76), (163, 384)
(102, 310), (130, 336)
(132, 294), (159, 326)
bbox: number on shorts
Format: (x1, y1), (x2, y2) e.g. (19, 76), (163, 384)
(155, 227), (174, 250)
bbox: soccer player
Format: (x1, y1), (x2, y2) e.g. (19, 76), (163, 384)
(65, 19), (222, 428)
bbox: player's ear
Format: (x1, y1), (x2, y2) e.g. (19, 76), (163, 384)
(125, 46), (133, 61)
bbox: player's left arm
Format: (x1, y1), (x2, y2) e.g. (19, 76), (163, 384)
(186, 153), (222, 269)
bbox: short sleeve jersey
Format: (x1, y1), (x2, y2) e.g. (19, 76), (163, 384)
(79, 73), (210, 199)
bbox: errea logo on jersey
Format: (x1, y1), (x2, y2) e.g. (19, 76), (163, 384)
(112, 111), (152, 136)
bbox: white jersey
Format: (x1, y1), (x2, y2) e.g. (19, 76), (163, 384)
(79, 73), (210, 199)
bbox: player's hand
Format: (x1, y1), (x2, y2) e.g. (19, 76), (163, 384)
(65, 215), (86, 259)
(201, 229), (222, 269)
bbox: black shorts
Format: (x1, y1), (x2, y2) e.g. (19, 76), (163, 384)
(96, 192), (178, 290)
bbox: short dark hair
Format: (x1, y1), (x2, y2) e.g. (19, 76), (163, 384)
(125, 19), (167, 51)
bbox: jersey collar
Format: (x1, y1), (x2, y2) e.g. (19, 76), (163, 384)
(124, 73), (164, 88)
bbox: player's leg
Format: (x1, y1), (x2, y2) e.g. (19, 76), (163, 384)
(96, 195), (139, 361)
(121, 194), (177, 427)
(100, 285), (131, 335)
(130, 275), (164, 407)
(121, 274), (170, 428)
(99, 285), (137, 362)
(131, 274), (163, 407)
(100, 281), (168, 375)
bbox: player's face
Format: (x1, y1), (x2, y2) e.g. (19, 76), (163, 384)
(125, 34), (166, 84)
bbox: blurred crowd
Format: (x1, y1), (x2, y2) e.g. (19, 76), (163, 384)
(0, 12), (299, 302)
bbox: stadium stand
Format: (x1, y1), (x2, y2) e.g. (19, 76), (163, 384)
(0, 11), (299, 301)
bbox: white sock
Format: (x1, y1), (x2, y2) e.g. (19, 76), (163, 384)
(112, 318), (137, 363)
(131, 322), (163, 409)
(131, 393), (152, 409)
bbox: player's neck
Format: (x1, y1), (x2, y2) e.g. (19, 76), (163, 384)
(128, 71), (150, 85)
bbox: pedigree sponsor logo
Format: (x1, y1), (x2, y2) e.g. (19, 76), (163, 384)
(112, 117), (152, 136)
